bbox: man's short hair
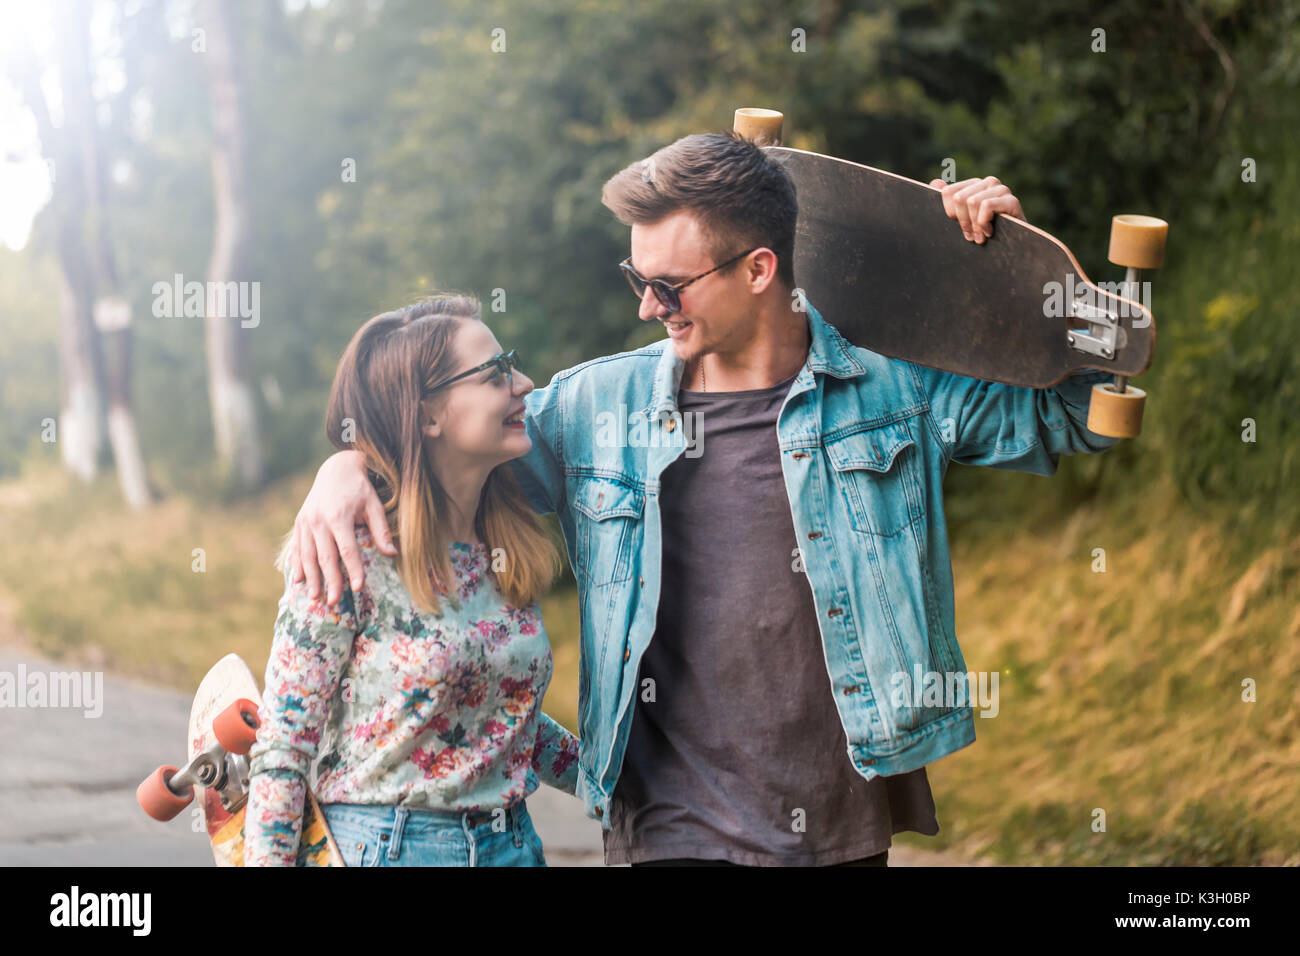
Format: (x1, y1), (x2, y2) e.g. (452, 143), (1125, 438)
(601, 131), (797, 289)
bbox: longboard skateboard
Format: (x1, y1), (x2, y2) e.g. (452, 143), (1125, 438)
(136, 652), (344, 867)
(733, 108), (1168, 438)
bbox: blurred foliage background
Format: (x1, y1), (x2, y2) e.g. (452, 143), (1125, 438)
(0, 0), (1296, 864)
(2, 0), (1297, 514)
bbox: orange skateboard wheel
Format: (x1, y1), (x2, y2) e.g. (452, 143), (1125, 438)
(1107, 214), (1168, 270)
(1087, 382), (1146, 438)
(213, 697), (261, 755)
(137, 765), (194, 821)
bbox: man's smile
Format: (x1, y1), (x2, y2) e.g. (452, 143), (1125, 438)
(663, 317), (693, 339)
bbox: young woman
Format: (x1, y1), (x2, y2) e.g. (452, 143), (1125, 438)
(245, 293), (579, 867)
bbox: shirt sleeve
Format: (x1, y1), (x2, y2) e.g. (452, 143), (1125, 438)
(245, 560), (361, 866)
(531, 712), (580, 795)
(907, 362), (1121, 474)
(508, 376), (566, 516)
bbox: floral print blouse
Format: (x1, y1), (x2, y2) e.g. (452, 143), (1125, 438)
(245, 527), (580, 867)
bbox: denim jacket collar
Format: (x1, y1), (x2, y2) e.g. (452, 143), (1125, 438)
(649, 299), (868, 419)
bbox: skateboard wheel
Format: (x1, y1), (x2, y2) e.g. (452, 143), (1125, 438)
(733, 108), (783, 146)
(1107, 214), (1168, 270)
(137, 765), (194, 821)
(1087, 382), (1146, 438)
(213, 697), (261, 755)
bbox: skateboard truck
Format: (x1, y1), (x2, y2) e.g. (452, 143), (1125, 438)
(162, 741), (252, 813)
(1084, 214), (1169, 439)
(1067, 299), (1120, 361)
(137, 697), (259, 821)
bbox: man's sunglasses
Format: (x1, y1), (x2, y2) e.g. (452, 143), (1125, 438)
(425, 350), (521, 394)
(619, 247), (757, 314)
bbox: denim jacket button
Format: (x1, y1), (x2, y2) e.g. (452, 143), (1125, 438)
(595, 806), (604, 819)
(623, 647), (631, 662)
(664, 418), (677, 432)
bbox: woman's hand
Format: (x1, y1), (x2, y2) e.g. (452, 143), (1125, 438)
(290, 450), (396, 605)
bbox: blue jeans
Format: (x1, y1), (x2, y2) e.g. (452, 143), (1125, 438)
(321, 800), (546, 867)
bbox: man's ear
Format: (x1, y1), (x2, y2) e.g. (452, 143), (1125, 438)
(748, 248), (779, 295)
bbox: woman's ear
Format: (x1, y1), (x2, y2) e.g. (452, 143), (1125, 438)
(420, 396), (442, 438)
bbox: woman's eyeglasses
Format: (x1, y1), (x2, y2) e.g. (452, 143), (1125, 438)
(619, 247), (757, 314)
(425, 350), (521, 394)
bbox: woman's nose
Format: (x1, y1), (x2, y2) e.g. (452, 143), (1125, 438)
(513, 371), (535, 396)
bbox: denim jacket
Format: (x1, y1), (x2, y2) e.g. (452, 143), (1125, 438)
(509, 301), (1119, 828)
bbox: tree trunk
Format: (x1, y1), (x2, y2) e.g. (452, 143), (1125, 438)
(61, 0), (153, 509)
(44, 0), (152, 509)
(201, 0), (263, 493)
(21, 0), (165, 507)
(46, 0), (107, 484)
(53, 219), (103, 483)
(96, 299), (152, 510)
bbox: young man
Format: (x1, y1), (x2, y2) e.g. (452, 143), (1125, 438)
(289, 133), (1119, 866)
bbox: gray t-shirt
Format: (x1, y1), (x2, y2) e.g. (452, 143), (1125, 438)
(602, 372), (939, 866)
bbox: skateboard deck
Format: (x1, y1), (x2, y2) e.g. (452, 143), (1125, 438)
(768, 146), (1156, 388)
(186, 653), (343, 867)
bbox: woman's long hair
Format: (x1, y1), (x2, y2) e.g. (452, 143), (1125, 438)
(279, 293), (560, 615)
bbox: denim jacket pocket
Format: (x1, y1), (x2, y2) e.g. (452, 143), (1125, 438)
(571, 476), (643, 588)
(824, 421), (922, 537)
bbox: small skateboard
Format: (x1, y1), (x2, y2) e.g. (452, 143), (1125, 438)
(136, 653), (344, 867)
(733, 108), (1169, 438)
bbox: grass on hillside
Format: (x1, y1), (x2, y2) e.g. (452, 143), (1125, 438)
(924, 464), (1298, 865)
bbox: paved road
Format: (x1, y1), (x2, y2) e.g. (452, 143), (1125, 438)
(0, 649), (972, 866)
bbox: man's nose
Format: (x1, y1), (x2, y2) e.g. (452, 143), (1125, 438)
(638, 285), (666, 322)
